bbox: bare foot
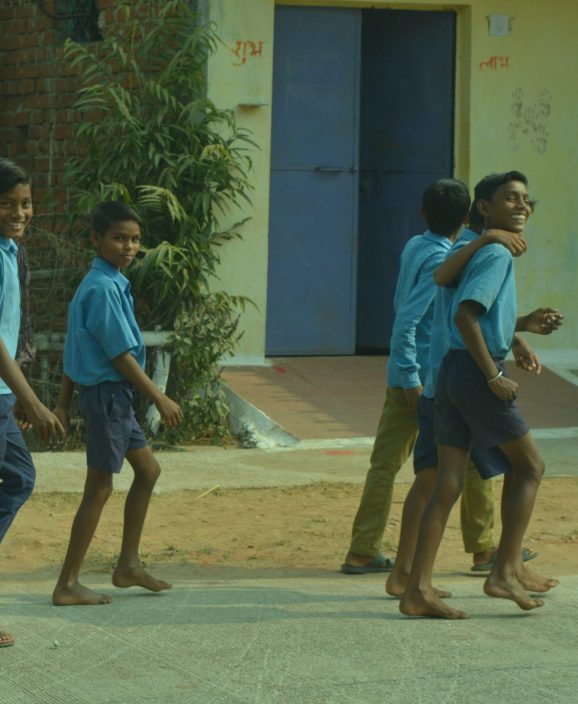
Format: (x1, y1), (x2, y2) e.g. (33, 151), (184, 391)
(112, 565), (172, 592)
(483, 573), (544, 611)
(399, 588), (468, 619)
(386, 572), (452, 599)
(385, 570), (408, 597)
(0, 629), (15, 647)
(516, 564), (559, 593)
(52, 583), (112, 606)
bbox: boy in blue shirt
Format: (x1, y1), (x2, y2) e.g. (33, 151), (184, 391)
(52, 201), (183, 606)
(386, 224), (561, 597)
(342, 179), (523, 575)
(400, 171), (557, 618)
(0, 158), (65, 647)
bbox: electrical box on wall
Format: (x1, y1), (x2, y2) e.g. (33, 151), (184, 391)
(488, 14), (513, 36)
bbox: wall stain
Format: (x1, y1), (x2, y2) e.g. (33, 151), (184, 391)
(507, 88), (552, 154)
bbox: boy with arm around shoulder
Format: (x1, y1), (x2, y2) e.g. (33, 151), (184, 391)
(343, 178), (515, 574)
(52, 201), (183, 607)
(400, 170), (559, 619)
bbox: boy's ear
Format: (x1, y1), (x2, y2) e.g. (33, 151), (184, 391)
(476, 198), (491, 218)
(90, 230), (101, 249)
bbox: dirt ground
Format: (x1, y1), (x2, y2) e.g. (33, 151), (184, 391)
(2, 476), (577, 584)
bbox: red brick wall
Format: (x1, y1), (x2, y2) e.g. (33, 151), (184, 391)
(0, 0), (134, 212)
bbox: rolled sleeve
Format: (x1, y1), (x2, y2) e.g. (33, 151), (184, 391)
(84, 287), (140, 360)
(458, 246), (511, 314)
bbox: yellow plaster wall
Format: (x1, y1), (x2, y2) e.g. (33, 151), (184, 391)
(208, 0), (578, 359)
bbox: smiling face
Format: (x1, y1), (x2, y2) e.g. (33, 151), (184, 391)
(91, 219), (142, 270)
(478, 180), (532, 234)
(0, 183), (33, 241)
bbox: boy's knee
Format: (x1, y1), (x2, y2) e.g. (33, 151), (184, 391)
(435, 474), (465, 506)
(86, 479), (113, 504)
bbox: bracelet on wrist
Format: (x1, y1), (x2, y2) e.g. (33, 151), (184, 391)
(487, 370), (503, 384)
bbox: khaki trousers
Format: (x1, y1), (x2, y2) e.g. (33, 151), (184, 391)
(349, 387), (495, 557)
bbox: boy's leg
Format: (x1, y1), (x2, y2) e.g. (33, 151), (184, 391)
(386, 468), (447, 597)
(399, 445), (469, 619)
(0, 412), (35, 647)
(483, 433), (547, 610)
(460, 464), (496, 566)
(0, 410), (35, 543)
(52, 468), (113, 606)
(345, 387), (417, 567)
(112, 445), (171, 593)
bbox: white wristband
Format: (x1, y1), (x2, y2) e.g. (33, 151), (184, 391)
(487, 370), (503, 384)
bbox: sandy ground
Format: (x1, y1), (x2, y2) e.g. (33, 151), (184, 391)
(2, 476), (577, 584)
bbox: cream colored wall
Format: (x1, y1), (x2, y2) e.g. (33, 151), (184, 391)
(208, 0), (578, 360)
(205, 0), (275, 363)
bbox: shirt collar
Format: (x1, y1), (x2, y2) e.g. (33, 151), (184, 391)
(92, 256), (131, 292)
(0, 236), (19, 255)
(422, 230), (452, 250)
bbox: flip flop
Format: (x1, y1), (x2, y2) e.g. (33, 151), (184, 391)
(0, 630), (15, 648)
(340, 554), (395, 574)
(470, 546), (538, 572)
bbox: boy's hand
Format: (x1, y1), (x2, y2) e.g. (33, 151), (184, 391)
(155, 394), (183, 427)
(524, 308), (564, 335)
(21, 399), (66, 443)
(512, 337), (541, 374)
(485, 228), (527, 257)
(53, 405), (71, 436)
(488, 373), (519, 402)
(404, 385), (422, 408)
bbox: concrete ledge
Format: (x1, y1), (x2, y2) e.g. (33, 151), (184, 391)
(223, 384), (299, 448)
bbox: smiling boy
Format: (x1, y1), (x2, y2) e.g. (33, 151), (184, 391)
(0, 159), (65, 647)
(52, 201), (183, 606)
(400, 171), (557, 619)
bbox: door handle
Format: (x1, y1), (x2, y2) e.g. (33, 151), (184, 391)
(314, 166), (343, 173)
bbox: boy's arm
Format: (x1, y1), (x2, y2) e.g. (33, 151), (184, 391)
(455, 300), (518, 402)
(434, 230), (527, 287)
(112, 351), (183, 427)
(0, 338), (65, 441)
(389, 256), (441, 405)
(53, 373), (75, 435)
(512, 334), (541, 374)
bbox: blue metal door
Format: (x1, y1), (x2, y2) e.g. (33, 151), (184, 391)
(266, 6), (360, 355)
(356, 10), (456, 352)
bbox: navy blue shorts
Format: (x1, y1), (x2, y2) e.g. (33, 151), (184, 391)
(434, 349), (529, 454)
(78, 380), (147, 473)
(414, 394), (510, 479)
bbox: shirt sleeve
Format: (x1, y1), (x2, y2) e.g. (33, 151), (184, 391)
(389, 252), (441, 388)
(83, 285), (140, 361)
(458, 246), (511, 314)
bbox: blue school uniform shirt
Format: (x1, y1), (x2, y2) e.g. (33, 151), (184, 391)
(386, 231), (452, 389)
(445, 239), (517, 361)
(0, 236), (20, 395)
(64, 257), (146, 386)
(423, 228), (478, 399)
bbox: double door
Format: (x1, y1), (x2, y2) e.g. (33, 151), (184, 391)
(266, 6), (455, 355)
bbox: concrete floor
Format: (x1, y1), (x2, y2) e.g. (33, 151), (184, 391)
(2, 356), (578, 703)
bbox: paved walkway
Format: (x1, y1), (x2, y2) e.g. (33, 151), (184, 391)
(2, 356), (578, 703)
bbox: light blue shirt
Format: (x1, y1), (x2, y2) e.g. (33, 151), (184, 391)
(445, 241), (517, 361)
(64, 257), (146, 386)
(423, 228), (478, 398)
(387, 231), (452, 389)
(0, 237), (21, 395)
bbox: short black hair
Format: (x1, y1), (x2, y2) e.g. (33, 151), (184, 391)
(91, 201), (142, 236)
(0, 158), (31, 195)
(469, 170), (528, 231)
(421, 178), (471, 236)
